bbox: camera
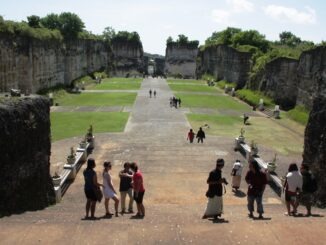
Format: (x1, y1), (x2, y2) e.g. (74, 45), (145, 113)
(222, 178), (228, 185)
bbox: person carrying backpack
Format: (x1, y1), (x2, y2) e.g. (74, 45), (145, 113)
(299, 163), (317, 216)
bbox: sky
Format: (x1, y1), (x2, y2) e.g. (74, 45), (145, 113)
(1, 0), (325, 55)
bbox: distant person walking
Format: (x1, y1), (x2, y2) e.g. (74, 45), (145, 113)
(130, 162), (145, 218)
(83, 158), (103, 219)
(196, 127), (206, 143)
(103, 161), (120, 217)
(153, 90), (157, 98)
(299, 163), (317, 216)
(231, 160), (243, 192)
(283, 163), (302, 216)
(119, 162), (134, 214)
(178, 98), (181, 107)
(149, 89), (152, 98)
(245, 161), (267, 219)
(187, 129), (195, 143)
(202, 158), (227, 220)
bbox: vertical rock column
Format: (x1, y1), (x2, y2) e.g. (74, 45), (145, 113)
(302, 96), (326, 207)
(0, 96), (55, 216)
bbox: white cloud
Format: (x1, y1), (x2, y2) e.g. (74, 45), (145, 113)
(211, 9), (232, 24)
(264, 5), (316, 24)
(227, 0), (254, 13)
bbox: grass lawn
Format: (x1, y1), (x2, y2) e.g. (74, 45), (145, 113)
(187, 114), (303, 155)
(88, 77), (142, 90)
(54, 92), (137, 106)
(176, 93), (250, 111)
(169, 83), (221, 93)
(167, 79), (206, 84)
(51, 112), (129, 141)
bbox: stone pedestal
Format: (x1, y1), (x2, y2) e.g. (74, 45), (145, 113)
(77, 148), (87, 162)
(64, 164), (77, 180)
(234, 137), (245, 151)
(54, 186), (62, 203)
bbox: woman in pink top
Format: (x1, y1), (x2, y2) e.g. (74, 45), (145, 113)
(130, 162), (145, 218)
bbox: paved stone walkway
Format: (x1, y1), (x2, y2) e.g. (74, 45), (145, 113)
(0, 78), (325, 244)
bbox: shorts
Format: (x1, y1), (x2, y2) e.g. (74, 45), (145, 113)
(85, 189), (97, 201)
(134, 191), (145, 204)
(285, 191), (297, 202)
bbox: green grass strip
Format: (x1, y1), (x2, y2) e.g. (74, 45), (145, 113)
(51, 112), (129, 141)
(54, 92), (137, 106)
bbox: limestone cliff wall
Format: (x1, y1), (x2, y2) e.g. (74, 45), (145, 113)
(253, 57), (299, 110)
(111, 41), (144, 77)
(197, 45), (251, 88)
(0, 35), (110, 93)
(302, 96), (326, 207)
(0, 96), (55, 216)
(165, 44), (198, 78)
(297, 46), (326, 109)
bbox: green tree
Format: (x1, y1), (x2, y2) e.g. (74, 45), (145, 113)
(177, 34), (189, 45)
(27, 15), (41, 28)
(59, 12), (85, 39)
(166, 36), (173, 45)
(231, 30), (269, 52)
(40, 13), (61, 30)
(279, 31), (301, 47)
(102, 26), (115, 42)
(205, 27), (241, 46)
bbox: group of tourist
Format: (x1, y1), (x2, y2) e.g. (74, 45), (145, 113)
(187, 127), (206, 143)
(202, 159), (317, 220)
(170, 97), (181, 108)
(149, 89), (157, 98)
(83, 159), (145, 220)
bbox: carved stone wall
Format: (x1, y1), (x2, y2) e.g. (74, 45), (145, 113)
(197, 45), (251, 88)
(0, 96), (55, 216)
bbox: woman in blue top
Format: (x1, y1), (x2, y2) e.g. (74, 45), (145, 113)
(83, 158), (103, 219)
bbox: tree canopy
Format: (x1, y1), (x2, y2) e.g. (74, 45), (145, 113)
(166, 34), (199, 48)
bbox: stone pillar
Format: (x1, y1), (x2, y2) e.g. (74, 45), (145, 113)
(0, 96), (56, 216)
(302, 96), (326, 207)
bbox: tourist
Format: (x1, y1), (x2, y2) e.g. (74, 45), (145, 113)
(299, 164), (317, 216)
(243, 113), (249, 125)
(149, 89), (152, 98)
(202, 158), (227, 219)
(153, 90), (157, 98)
(187, 129), (195, 143)
(83, 158), (103, 219)
(245, 161), (267, 219)
(178, 98), (181, 107)
(119, 162), (134, 214)
(130, 162), (145, 218)
(283, 163), (302, 216)
(103, 161), (120, 217)
(196, 127), (206, 143)
(231, 160), (243, 192)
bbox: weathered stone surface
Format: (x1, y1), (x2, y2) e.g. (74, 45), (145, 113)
(252, 57), (299, 110)
(302, 96), (326, 207)
(297, 46), (326, 109)
(165, 44), (198, 78)
(0, 35), (110, 93)
(196, 45), (251, 88)
(111, 41), (144, 77)
(0, 96), (55, 216)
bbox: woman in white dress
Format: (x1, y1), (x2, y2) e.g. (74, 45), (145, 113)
(103, 161), (119, 217)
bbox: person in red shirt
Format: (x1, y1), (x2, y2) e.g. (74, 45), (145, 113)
(187, 129), (195, 143)
(130, 162), (145, 218)
(245, 161), (267, 219)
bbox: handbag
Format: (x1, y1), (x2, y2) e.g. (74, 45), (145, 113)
(94, 186), (103, 202)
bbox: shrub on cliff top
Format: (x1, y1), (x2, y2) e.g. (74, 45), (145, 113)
(166, 35), (199, 49)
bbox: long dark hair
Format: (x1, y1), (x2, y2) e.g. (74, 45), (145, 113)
(130, 162), (138, 172)
(87, 158), (95, 170)
(251, 161), (260, 173)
